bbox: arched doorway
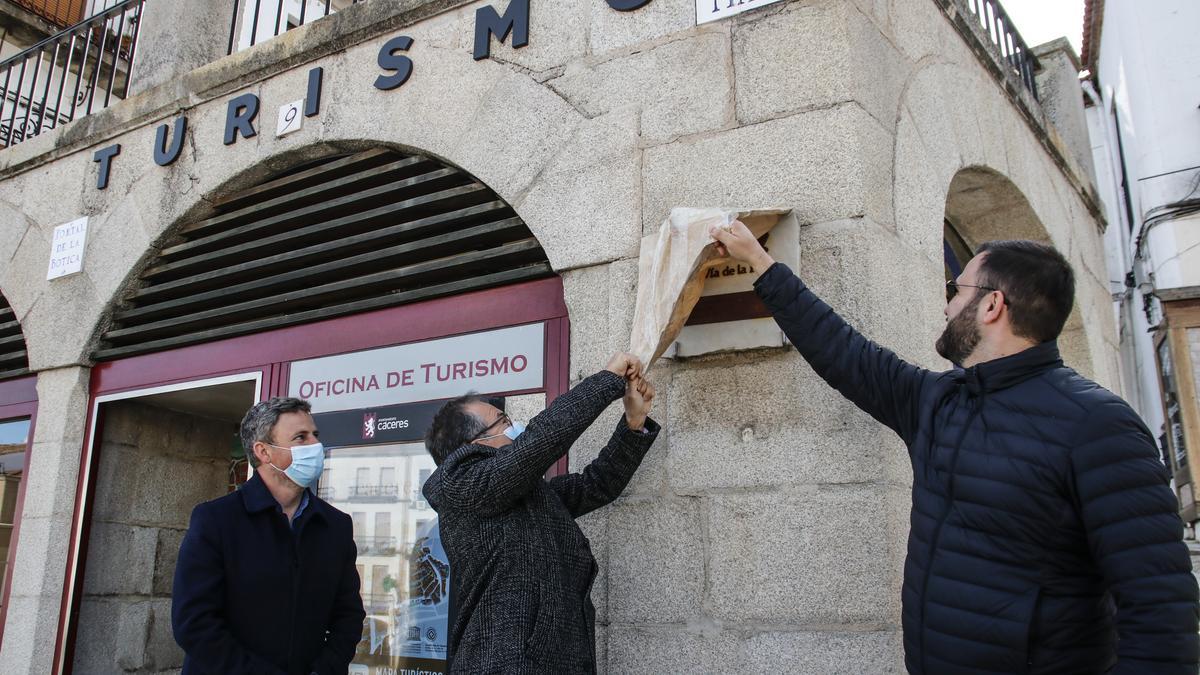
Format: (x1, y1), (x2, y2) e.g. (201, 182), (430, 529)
(58, 148), (568, 675)
(943, 166), (1095, 377)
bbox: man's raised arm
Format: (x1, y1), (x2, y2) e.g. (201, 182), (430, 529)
(712, 221), (934, 443)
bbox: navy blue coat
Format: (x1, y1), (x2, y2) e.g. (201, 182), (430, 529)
(172, 473), (366, 675)
(755, 263), (1199, 674)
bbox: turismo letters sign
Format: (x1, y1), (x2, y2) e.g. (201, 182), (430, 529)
(88, 0), (660, 190)
(288, 323), (545, 413)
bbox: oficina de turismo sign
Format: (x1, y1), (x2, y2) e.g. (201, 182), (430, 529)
(87, 0), (673, 190)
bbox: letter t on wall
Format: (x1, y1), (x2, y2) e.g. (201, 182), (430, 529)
(93, 144), (121, 190)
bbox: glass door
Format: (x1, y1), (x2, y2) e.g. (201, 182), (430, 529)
(320, 440), (448, 671)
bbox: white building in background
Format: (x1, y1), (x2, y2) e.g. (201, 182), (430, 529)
(1083, 0), (1200, 526)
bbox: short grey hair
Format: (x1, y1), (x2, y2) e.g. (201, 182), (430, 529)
(240, 397), (312, 467)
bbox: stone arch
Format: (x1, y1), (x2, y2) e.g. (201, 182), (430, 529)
(943, 166), (1095, 377)
(89, 143), (556, 361)
(7, 43), (603, 370)
(894, 60), (1103, 379)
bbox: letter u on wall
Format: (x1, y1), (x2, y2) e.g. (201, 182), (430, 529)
(154, 116), (187, 166)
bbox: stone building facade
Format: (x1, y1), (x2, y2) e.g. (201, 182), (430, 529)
(0, 0), (1114, 672)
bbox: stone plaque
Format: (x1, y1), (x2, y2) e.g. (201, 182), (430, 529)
(46, 216), (89, 280)
(629, 207), (796, 369)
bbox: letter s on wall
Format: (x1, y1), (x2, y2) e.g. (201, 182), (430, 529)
(375, 36), (415, 91)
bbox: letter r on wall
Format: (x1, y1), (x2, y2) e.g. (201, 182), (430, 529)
(224, 93), (260, 145)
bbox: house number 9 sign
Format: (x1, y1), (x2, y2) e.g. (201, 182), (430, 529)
(277, 99), (304, 137)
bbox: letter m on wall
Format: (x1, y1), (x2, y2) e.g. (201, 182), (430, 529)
(474, 0), (530, 61)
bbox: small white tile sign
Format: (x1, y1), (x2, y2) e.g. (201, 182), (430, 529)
(277, 99), (304, 137)
(697, 0), (785, 24)
(46, 216), (88, 280)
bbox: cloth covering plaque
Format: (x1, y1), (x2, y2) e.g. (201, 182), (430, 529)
(629, 207), (790, 369)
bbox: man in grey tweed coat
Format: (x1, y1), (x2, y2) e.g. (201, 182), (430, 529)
(423, 353), (659, 674)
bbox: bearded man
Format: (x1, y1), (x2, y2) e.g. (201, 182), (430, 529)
(711, 223), (1198, 674)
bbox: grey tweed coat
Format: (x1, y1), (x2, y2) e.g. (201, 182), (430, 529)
(423, 370), (659, 674)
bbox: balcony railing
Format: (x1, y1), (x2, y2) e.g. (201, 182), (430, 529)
(0, 0), (143, 148)
(962, 0), (1039, 100)
(354, 535), (398, 555)
(362, 592), (395, 614)
(348, 484), (399, 502)
(227, 0), (360, 54)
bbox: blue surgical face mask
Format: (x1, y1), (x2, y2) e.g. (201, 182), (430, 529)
(503, 422), (526, 441)
(267, 441), (325, 489)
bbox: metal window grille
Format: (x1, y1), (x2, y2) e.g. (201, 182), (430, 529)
(93, 148), (554, 361)
(0, 296), (30, 380)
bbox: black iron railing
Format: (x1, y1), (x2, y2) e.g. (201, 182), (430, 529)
(964, 0), (1039, 100)
(0, 0), (144, 148)
(227, 0), (361, 54)
(353, 535), (398, 554)
(349, 484), (399, 501)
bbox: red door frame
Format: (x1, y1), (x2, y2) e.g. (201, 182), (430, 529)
(0, 374), (38, 654)
(52, 276), (570, 674)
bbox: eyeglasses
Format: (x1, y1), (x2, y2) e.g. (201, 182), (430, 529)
(946, 279), (1008, 304)
(472, 412), (510, 441)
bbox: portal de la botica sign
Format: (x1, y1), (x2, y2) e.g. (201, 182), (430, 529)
(88, 0), (666, 190)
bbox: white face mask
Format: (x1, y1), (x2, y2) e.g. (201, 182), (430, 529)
(265, 441), (325, 488)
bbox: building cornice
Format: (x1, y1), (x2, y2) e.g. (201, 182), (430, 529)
(1157, 286), (1200, 304)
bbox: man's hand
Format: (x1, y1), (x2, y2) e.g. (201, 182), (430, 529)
(623, 375), (655, 431)
(606, 352), (644, 380)
(710, 219), (775, 271)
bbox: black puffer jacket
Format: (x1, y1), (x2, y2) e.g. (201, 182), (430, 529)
(755, 263), (1199, 674)
(423, 370), (659, 674)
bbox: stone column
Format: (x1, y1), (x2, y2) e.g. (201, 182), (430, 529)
(128, 0), (234, 96)
(1033, 38), (1098, 187)
(0, 367), (91, 675)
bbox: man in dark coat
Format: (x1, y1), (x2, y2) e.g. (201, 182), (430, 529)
(711, 222), (1199, 674)
(423, 352), (658, 674)
(172, 397), (366, 675)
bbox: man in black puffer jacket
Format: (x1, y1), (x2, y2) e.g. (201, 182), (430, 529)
(712, 222), (1198, 674)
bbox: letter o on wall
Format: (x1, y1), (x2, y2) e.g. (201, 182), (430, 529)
(607, 0), (653, 10)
